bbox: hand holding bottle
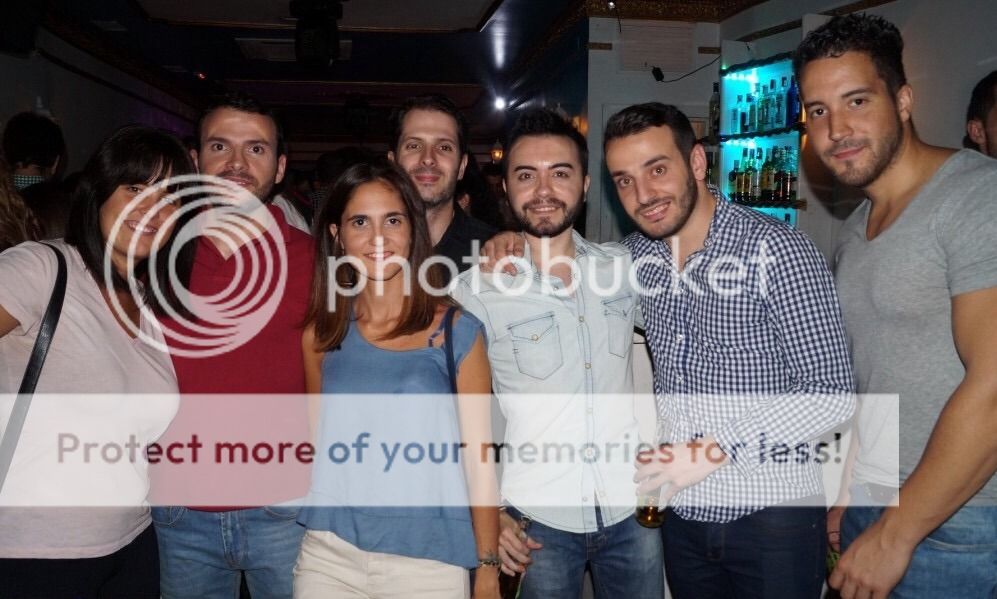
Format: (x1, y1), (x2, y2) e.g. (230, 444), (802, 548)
(497, 511), (541, 576)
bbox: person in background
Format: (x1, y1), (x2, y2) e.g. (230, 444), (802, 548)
(794, 13), (997, 599)
(481, 161), (519, 231)
(2, 112), (69, 237)
(0, 125), (195, 598)
(296, 157), (499, 599)
(454, 158), (504, 231)
(389, 95), (496, 276)
(2, 111), (65, 191)
(310, 146), (374, 210)
(965, 70), (997, 158)
(0, 158), (41, 251)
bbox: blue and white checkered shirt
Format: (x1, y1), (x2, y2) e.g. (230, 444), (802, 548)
(624, 186), (855, 522)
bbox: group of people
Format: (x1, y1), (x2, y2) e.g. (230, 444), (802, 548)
(0, 12), (994, 599)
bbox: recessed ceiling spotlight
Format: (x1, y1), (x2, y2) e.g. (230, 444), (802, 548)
(494, 97), (507, 110)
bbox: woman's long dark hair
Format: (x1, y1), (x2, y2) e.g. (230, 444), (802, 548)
(306, 157), (447, 351)
(64, 125), (196, 315)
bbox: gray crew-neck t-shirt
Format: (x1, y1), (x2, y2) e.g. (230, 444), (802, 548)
(834, 149), (997, 505)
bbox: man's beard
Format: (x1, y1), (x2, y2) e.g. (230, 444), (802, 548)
(421, 183), (457, 210)
(216, 169), (275, 203)
(411, 166), (457, 210)
(636, 172), (698, 240)
(824, 113), (903, 188)
(515, 193), (584, 238)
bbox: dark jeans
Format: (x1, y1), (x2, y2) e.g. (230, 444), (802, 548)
(0, 524), (159, 599)
(662, 499), (826, 599)
(507, 505), (664, 599)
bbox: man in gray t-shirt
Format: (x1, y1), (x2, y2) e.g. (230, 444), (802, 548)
(796, 14), (997, 599)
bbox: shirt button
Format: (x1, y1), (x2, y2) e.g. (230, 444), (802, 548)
(582, 496), (589, 502)
(584, 363), (591, 369)
(583, 447), (596, 459)
(676, 334), (685, 342)
(578, 316), (585, 323)
(530, 334), (538, 341)
(676, 375), (684, 383)
(586, 407), (593, 414)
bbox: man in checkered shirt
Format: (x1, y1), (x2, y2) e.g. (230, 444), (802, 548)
(606, 103), (855, 598)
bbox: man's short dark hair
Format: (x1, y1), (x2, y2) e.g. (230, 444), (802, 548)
(195, 91), (286, 156)
(2, 112), (65, 169)
(793, 13), (907, 97)
(505, 108), (589, 177)
(603, 102), (696, 162)
(967, 70), (997, 125)
(390, 94), (469, 157)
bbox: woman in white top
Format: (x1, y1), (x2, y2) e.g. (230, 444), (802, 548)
(0, 125), (195, 598)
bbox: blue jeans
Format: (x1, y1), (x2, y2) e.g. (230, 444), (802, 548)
(507, 505), (663, 599)
(152, 506), (306, 599)
(661, 499), (826, 599)
(842, 485), (997, 598)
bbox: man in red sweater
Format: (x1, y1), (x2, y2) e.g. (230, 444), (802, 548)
(153, 92), (313, 599)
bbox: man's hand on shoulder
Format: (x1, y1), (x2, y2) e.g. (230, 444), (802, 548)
(481, 232), (525, 276)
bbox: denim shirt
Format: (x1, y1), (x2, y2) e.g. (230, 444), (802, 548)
(452, 231), (642, 533)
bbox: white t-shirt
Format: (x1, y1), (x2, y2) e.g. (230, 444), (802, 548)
(0, 240), (178, 558)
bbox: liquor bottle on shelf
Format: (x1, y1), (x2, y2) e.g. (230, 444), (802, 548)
(758, 84), (769, 133)
(768, 79), (778, 130)
(773, 147), (786, 205)
(739, 95), (749, 134)
(783, 145), (798, 203)
(752, 148), (763, 204)
(728, 159), (740, 202)
(760, 148), (775, 204)
(737, 148), (750, 203)
(709, 82), (720, 139)
(747, 91), (757, 133)
(774, 77), (788, 129)
(786, 76), (801, 126)
(746, 149), (760, 205)
(731, 94), (743, 134)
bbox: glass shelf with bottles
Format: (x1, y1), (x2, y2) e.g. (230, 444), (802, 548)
(719, 53), (804, 224)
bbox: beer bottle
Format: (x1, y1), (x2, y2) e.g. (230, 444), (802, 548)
(499, 514), (532, 599)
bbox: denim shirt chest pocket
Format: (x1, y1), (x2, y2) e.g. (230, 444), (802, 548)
(506, 311), (563, 380)
(602, 293), (635, 358)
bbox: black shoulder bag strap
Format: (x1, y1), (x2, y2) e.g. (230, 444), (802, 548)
(0, 243), (68, 491)
(443, 306), (458, 395)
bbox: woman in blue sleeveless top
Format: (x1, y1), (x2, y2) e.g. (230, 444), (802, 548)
(295, 159), (500, 599)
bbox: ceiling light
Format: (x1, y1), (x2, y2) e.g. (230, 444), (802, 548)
(494, 97), (507, 110)
(607, 1), (616, 9)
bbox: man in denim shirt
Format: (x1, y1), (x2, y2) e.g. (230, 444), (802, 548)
(452, 109), (663, 599)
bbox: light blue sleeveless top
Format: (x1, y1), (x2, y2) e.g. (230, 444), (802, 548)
(298, 307), (484, 569)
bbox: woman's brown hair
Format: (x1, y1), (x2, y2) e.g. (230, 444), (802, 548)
(306, 157), (448, 351)
(0, 159), (42, 252)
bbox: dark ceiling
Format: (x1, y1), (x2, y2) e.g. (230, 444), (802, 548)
(41, 0), (764, 155)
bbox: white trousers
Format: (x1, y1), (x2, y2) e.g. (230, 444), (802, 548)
(293, 530), (469, 599)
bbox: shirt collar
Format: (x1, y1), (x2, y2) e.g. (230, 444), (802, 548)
(518, 229), (589, 273)
(196, 204), (294, 260)
(702, 184), (729, 250)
